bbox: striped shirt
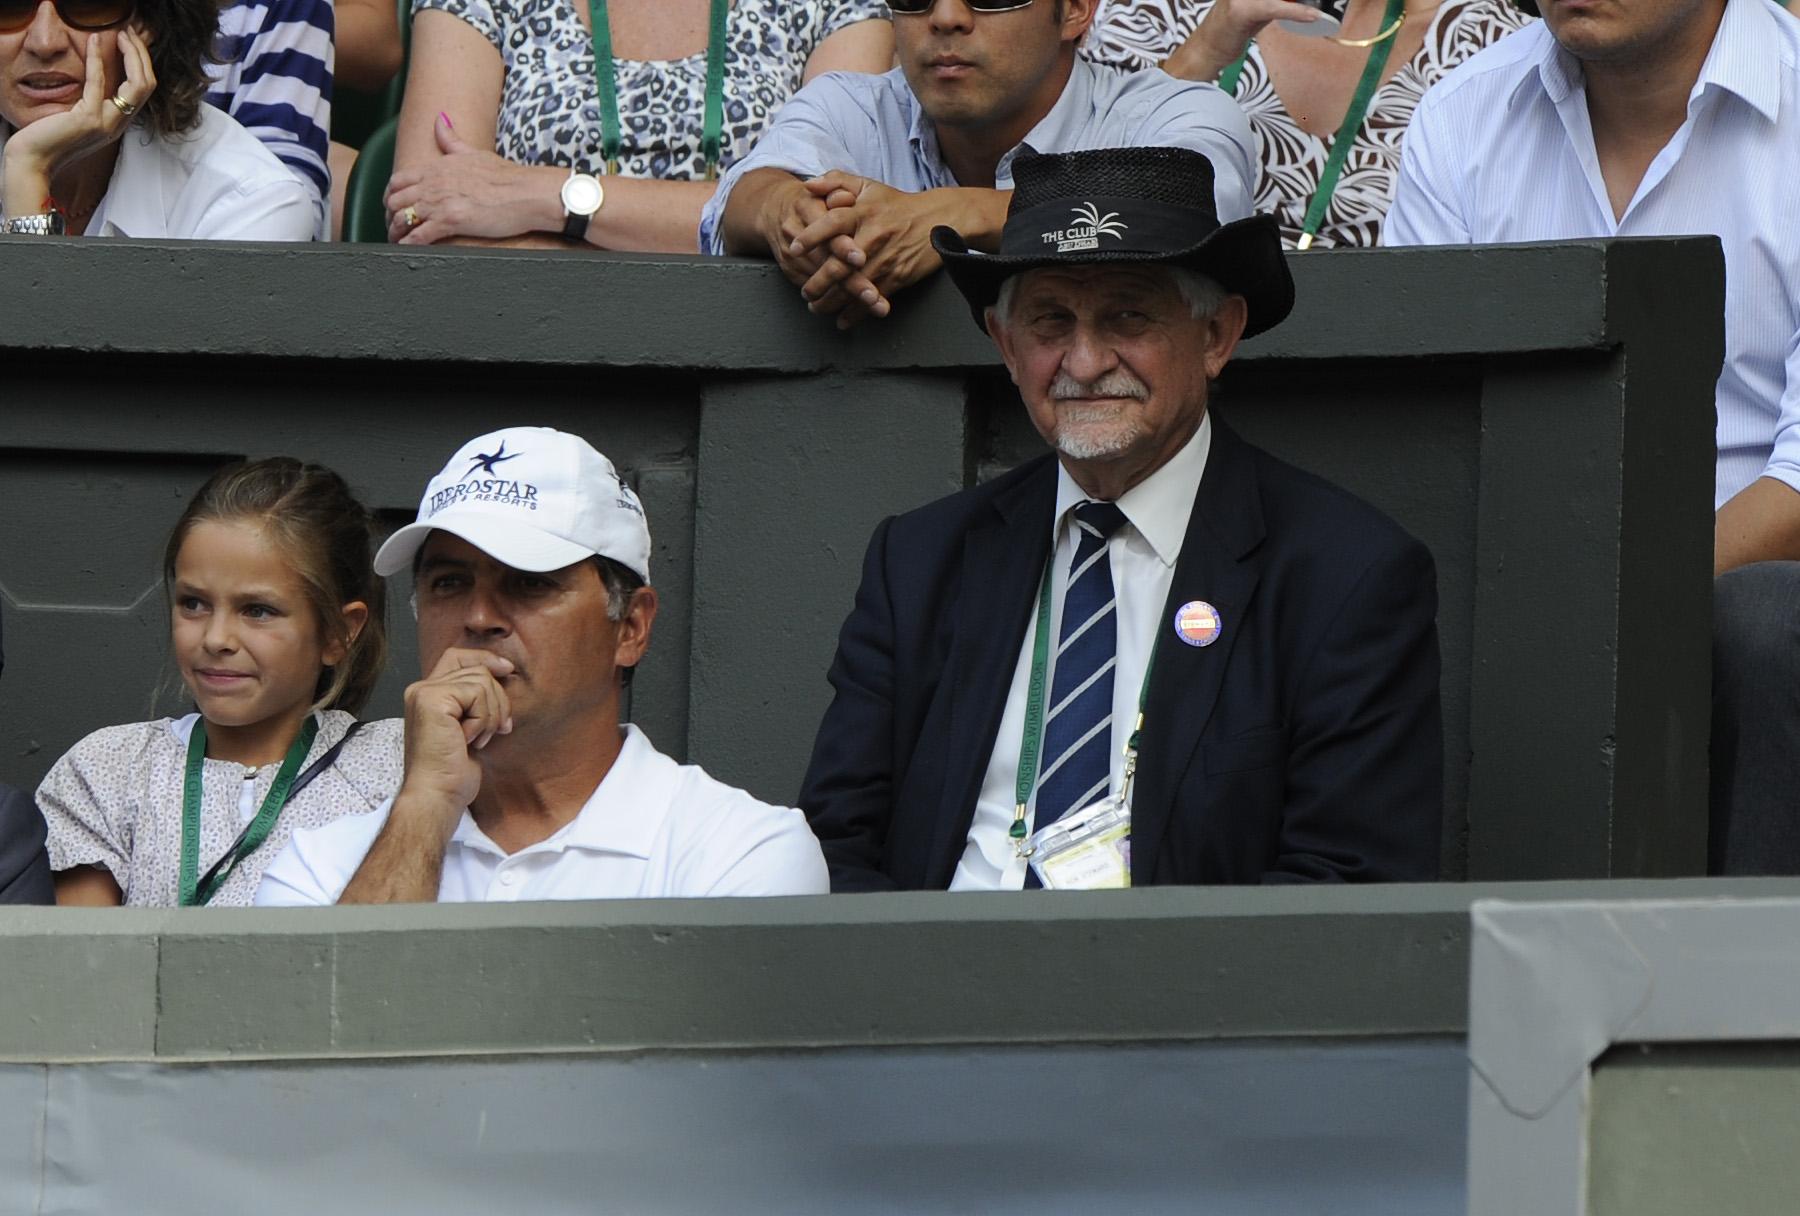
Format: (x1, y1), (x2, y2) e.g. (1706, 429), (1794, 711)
(1383, 0), (1800, 508)
(206, 0), (334, 239)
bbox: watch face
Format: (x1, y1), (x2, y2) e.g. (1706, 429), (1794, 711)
(561, 174), (604, 216)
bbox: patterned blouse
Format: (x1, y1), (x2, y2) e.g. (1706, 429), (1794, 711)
(414, 0), (889, 180)
(37, 711), (404, 907)
(1084, 0), (1534, 247)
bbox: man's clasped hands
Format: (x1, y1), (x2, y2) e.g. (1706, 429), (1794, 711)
(771, 172), (995, 329)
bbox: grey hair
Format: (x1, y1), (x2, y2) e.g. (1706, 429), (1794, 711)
(592, 556), (644, 625)
(992, 267), (1227, 325)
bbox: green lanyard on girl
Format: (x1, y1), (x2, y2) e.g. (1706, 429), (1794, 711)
(586, 0), (730, 179)
(1217, 0), (1408, 250)
(178, 716), (317, 907)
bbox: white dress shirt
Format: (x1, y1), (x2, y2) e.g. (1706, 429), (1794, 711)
(255, 725), (830, 905)
(951, 414), (1212, 891)
(0, 104), (313, 241)
(1383, 0), (1800, 508)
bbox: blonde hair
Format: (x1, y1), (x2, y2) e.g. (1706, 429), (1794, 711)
(163, 459), (387, 715)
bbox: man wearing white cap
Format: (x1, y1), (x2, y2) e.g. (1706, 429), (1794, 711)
(256, 427), (829, 905)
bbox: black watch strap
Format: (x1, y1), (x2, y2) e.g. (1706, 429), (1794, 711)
(561, 210), (591, 242)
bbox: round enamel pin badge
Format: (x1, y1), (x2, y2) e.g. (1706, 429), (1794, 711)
(1173, 600), (1222, 647)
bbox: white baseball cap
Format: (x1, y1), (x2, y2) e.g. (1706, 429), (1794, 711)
(374, 427), (652, 583)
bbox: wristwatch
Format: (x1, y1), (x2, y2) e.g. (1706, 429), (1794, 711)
(1, 212), (66, 236)
(560, 170), (604, 242)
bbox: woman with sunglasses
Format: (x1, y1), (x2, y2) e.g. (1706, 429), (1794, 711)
(0, 0), (313, 237)
(381, 0), (893, 252)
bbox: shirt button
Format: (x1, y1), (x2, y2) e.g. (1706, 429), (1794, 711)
(499, 869), (520, 886)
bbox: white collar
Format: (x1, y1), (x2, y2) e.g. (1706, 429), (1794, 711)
(449, 724), (668, 860)
(1514, 0), (1780, 122)
(1052, 411), (1212, 568)
(86, 127), (170, 237)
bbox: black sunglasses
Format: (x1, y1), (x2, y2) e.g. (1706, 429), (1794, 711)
(0, 0), (133, 32)
(885, 0), (1036, 13)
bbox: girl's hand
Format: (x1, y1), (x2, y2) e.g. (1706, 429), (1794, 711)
(1164, 0), (1323, 81)
(383, 113), (559, 245)
(2, 25), (155, 211)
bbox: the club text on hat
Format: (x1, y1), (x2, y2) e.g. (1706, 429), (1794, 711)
(1042, 202), (1129, 253)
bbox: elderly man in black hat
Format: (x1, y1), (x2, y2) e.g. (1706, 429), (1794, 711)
(799, 146), (1443, 892)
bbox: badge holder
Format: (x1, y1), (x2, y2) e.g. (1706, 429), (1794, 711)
(1020, 717), (1142, 890)
(1027, 797), (1131, 890)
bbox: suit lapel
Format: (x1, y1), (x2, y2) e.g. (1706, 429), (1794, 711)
(924, 459), (1058, 888)
(1130, 417), (1267, 883)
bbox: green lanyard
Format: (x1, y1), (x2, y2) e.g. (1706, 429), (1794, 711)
(179, 715), (318, 907)
(1009, 557), (1157, 849)
(588, 0), (730, 178)
(1217, 0), (1408, 250)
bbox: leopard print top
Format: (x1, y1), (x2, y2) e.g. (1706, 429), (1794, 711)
(1084, 0), (1534, 247)
(416, 0), (889, 179)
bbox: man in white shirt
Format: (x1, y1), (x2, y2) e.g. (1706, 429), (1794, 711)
(256, 427), (829, 905)
(800, 148), (1443, 891)
(1384, 0), (1800, 872)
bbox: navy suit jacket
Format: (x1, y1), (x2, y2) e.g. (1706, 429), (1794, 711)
(799, 418), (1443, 890)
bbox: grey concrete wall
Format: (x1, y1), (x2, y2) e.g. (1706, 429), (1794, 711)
(0, 237), (1723, 879)
(1589, 1044), (1800, 1216)
(0, 880), (1792, 1213)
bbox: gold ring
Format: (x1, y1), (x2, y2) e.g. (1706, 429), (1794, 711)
(110, 94), (137, 116)
(402, 206), (420, 228)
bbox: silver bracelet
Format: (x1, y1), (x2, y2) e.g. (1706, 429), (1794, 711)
(1, 212), (67, 236)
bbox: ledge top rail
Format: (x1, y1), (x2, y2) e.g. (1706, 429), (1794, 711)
(0, 876), (1789, 1064)
(0, 236), (1721, 371)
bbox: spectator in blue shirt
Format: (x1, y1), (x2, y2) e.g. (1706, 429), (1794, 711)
(206, 0), (335, 237)
(705, 0), (1255, 330)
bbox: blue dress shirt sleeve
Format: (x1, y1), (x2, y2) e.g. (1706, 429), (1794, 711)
(1114, 73), (1258, 223)
(1764, 327), (1800, 497)
(1379, 91), (1472, 246)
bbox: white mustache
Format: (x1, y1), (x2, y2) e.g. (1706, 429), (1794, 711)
(1050, 370), (1148, 401)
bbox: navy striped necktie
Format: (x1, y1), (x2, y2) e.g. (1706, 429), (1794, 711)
(1033, 499), (1130, 838)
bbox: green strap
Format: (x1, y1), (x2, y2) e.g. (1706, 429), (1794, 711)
(1215, 0), (1407, 247)
(589, 0), (730, 179)
(1300, 0), (1406, 246)
(1011, 551), (1158, 835)
(701, 0), (728, 179)
(1219, 50), (1249, 97)
(589, 0), (621, 174)
(179, 716), (319, 907)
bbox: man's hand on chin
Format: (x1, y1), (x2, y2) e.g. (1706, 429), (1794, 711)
(394, 647), (516, 836)
(337, 648), (515, 905)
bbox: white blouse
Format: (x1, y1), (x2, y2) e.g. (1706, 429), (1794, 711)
(37, 710), (404, 906)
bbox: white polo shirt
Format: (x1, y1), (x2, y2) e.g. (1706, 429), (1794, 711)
(254, 725), (829, 905)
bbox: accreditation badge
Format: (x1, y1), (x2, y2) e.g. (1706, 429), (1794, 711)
(1027, 799), (1131, 890)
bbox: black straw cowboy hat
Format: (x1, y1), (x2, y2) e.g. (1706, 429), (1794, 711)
(930, 146), (1294, 338)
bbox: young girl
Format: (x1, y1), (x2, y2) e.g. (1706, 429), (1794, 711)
(38, 459), (404, 907)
